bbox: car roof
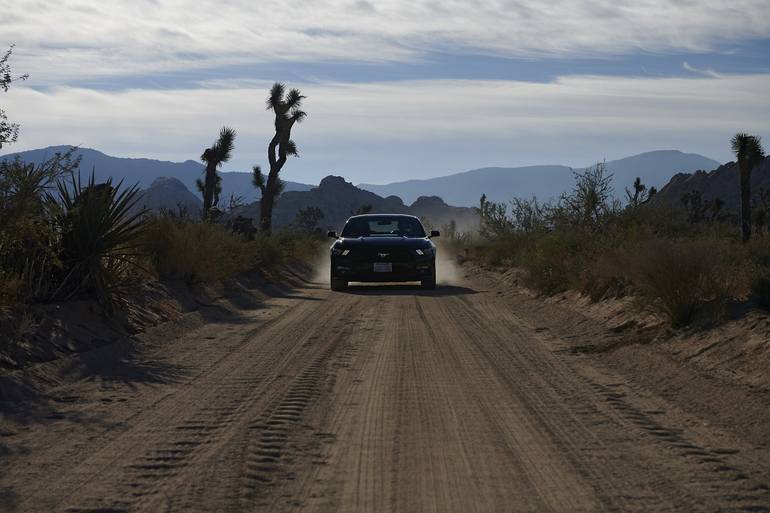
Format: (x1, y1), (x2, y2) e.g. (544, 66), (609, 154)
(346, 214), (420, 220)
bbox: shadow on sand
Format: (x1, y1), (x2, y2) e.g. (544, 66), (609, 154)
(341, 283), (478, 297)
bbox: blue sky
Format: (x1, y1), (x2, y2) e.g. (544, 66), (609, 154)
(3, 0), (770, 185)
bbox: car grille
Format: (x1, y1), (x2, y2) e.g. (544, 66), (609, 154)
(360, 248), (416, 263)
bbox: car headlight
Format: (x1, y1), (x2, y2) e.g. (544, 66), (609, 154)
(415, 248), (434, 256)
(331, 248), (350, 256)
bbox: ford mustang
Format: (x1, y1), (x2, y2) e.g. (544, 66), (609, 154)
(328, 214), (440, 290)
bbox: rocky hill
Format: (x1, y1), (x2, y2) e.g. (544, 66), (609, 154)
(137, 177), (202, 215)
(651, 156), (770, 209)
(235, 175), (478, 233)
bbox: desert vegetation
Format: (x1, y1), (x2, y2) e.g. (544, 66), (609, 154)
(198, 126), (236, 221)
(253, 82), (308, 233)
(0, 149), (321, 310)
(0, 51), (319, 312)
(0, 45), (27, 149)
(458, 137), (769, 328)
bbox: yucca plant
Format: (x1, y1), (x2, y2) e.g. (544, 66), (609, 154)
(731, 133), (765, 242)
(50, 173), (148, 307)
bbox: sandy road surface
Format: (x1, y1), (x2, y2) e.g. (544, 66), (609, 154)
(1, 274), (769, 513)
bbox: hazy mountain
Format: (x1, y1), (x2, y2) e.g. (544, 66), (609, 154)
(235, 175), (478, 233)
(359, 150), (721, 206)
(650, 156), (770, 210)
(0, 146), (313, 203)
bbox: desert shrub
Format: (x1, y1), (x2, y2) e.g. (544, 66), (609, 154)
(474, 234), (525, 266)
(746, 236), (770, 268)
(0, 152), (79, 304)
(520, 229), (591, 295)
(620, 238), (749, 327)
(144, 217), (320, 283)
(51, 173), (148, 306)
(747, 237), (770, 309)
(554, 162), (621, 231)
(145, 216), (257, 282)
(578, 251), (629, 302)
(273, 231), (324, 263)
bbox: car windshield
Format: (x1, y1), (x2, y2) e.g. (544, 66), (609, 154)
(341, 216), (426, 238)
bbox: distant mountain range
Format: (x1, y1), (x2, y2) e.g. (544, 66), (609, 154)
(0, 146), (313, 203)
(359, 150), (721, 206)
(236, 176), (479, 232)
(3, 145), (741, 228)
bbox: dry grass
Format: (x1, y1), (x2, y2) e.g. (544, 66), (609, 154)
(619, 238), (749, 327)
(145, 217), (258, 282)
(144, 217), (323, 284)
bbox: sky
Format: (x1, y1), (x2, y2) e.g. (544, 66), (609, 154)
(2, 0), (770, 185)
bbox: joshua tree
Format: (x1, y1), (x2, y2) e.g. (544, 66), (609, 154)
(731, 133), (765, 242)
(196, 174), (222, 209)
(625, 178), (657, 208)
(200, 126), (235, 220)
(252, 82), (307, 233)
(1, 45), (28, 149)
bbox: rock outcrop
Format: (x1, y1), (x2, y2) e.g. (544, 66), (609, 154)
(651, 156), (770, 210)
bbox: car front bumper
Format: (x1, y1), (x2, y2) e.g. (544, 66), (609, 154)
(331, 256), (435, 282)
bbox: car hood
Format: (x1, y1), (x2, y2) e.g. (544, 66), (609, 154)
(336, 237), (432, 250)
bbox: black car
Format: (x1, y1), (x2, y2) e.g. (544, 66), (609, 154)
(328, 214), (439, 290)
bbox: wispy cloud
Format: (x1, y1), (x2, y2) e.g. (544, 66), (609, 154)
(5, 0), (770, 82)
(7, 74), (769, 183)
(683, 61), (721, 78)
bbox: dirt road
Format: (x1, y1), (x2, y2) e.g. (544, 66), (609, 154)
(2, 272), (769, 512)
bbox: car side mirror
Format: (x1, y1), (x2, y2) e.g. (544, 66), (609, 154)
(327, 231), (338, 238)
(430, 230), (440, 238)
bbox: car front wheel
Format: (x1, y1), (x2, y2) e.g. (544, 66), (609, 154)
(330, 272), (348, 291)
(421, 265), (436, 290)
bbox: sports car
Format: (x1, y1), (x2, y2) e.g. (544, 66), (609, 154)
(328, 214), (439, 290)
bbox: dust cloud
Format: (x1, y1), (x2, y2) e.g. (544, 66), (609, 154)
(312, 244), (331, 285)
(435, 242), (463, 285)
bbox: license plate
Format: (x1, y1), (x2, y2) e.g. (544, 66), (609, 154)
(373, 262), (392, 273)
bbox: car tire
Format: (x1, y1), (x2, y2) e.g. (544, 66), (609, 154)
(421, 266), (436, 290)
(330, 275), (348, 291)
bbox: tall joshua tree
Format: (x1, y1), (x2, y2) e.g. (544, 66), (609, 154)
(200, 126), (236, 220)
(731, 133), (765, 242)
(253, 82), (306, 233)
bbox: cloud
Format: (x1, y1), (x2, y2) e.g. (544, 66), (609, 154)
(4, 0), (770, 82)
(683, 61), (721, 78)
(5, 73), (770, 183)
